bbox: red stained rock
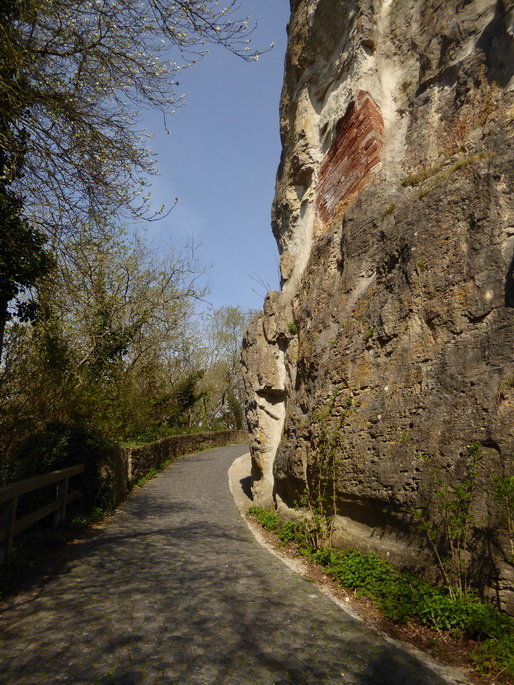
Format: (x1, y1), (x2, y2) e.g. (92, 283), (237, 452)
(316, 91), (384, 222)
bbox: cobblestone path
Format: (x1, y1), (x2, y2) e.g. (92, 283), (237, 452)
(0, 445), (465, 684)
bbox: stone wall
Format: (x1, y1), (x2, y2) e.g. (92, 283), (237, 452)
(242, 0), (514, 612)
(113, 431), (248, 503)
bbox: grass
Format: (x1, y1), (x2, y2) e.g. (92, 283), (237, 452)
(247, 512), (514, 682)
(381, 202), (397, 218)
(401, 162), (445, 187)
(401, 153), (490, 199)
(132, 466), (160, 488)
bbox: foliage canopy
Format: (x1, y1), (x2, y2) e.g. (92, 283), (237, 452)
(0, 0), (263, 237)
(0, 1), (258, 476)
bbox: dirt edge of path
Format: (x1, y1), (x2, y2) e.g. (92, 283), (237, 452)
(228, 452), (485, 685)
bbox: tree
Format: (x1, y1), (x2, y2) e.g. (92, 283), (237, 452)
(0, 174), (52, 361)
(165, 370), (206, 429)
(195, 306), (256, 429)
(49, 231), (207, 434)
(0, 228), (208, 452)
(0, 0), (53, 362)
(0, 0), (264, 455)
(0, 0), (264, 239)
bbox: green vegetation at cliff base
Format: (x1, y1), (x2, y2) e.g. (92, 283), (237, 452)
(247, 506), (514, 681)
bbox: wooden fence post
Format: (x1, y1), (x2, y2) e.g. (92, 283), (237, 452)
(53, 478), (69, 527)
(0, 464), (84, 565)
(0, 496), (18, 565)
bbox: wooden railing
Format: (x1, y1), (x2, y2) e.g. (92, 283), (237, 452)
(0, 464), (84, 565)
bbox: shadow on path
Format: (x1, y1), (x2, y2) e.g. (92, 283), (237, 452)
(0, 445), (457, 684)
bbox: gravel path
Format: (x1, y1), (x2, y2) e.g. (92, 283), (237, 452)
(0, 445), (466, 684)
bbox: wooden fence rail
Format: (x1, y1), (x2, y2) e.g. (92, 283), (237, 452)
(0, 464), (85, 565)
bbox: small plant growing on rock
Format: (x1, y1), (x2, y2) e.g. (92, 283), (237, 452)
(415, 442), (483, 597)
(381, 202), (396, 218)
(441, 65), (501, 157)
(493, 475), (514, 563)
(401, 162), (445, 187)
(294, 398), (353, 549)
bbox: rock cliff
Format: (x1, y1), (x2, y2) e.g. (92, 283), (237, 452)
(242, 0), (514, 611)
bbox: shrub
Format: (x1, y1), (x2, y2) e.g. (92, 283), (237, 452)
(278, 519), (298, 545)
(311, 549), (397, 599)
(307, 547), (514, 653)
(472, 633), (514, 677)
(5, 422), (120, 517)
(247, 506), (279, 531)
(248, 488), (514, 679)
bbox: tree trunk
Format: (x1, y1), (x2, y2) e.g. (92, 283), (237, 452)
(0, 299), (9, 364)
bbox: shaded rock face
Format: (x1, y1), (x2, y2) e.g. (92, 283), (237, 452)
(242, 0), (514, 611)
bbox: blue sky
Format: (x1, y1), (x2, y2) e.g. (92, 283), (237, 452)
(142, 1), (290, 313)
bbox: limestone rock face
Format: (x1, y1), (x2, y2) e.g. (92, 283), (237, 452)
(242, 0), (514, 611)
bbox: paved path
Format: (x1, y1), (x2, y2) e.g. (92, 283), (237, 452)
(0, 445), (466, 684)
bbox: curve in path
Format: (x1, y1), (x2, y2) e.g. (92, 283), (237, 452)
(0, 445), (463, 684)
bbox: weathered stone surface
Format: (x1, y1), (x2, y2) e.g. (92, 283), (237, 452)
(242, 294), (294, 506)
(316, 90), (384, 223)
(242, 0), (514, 612)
